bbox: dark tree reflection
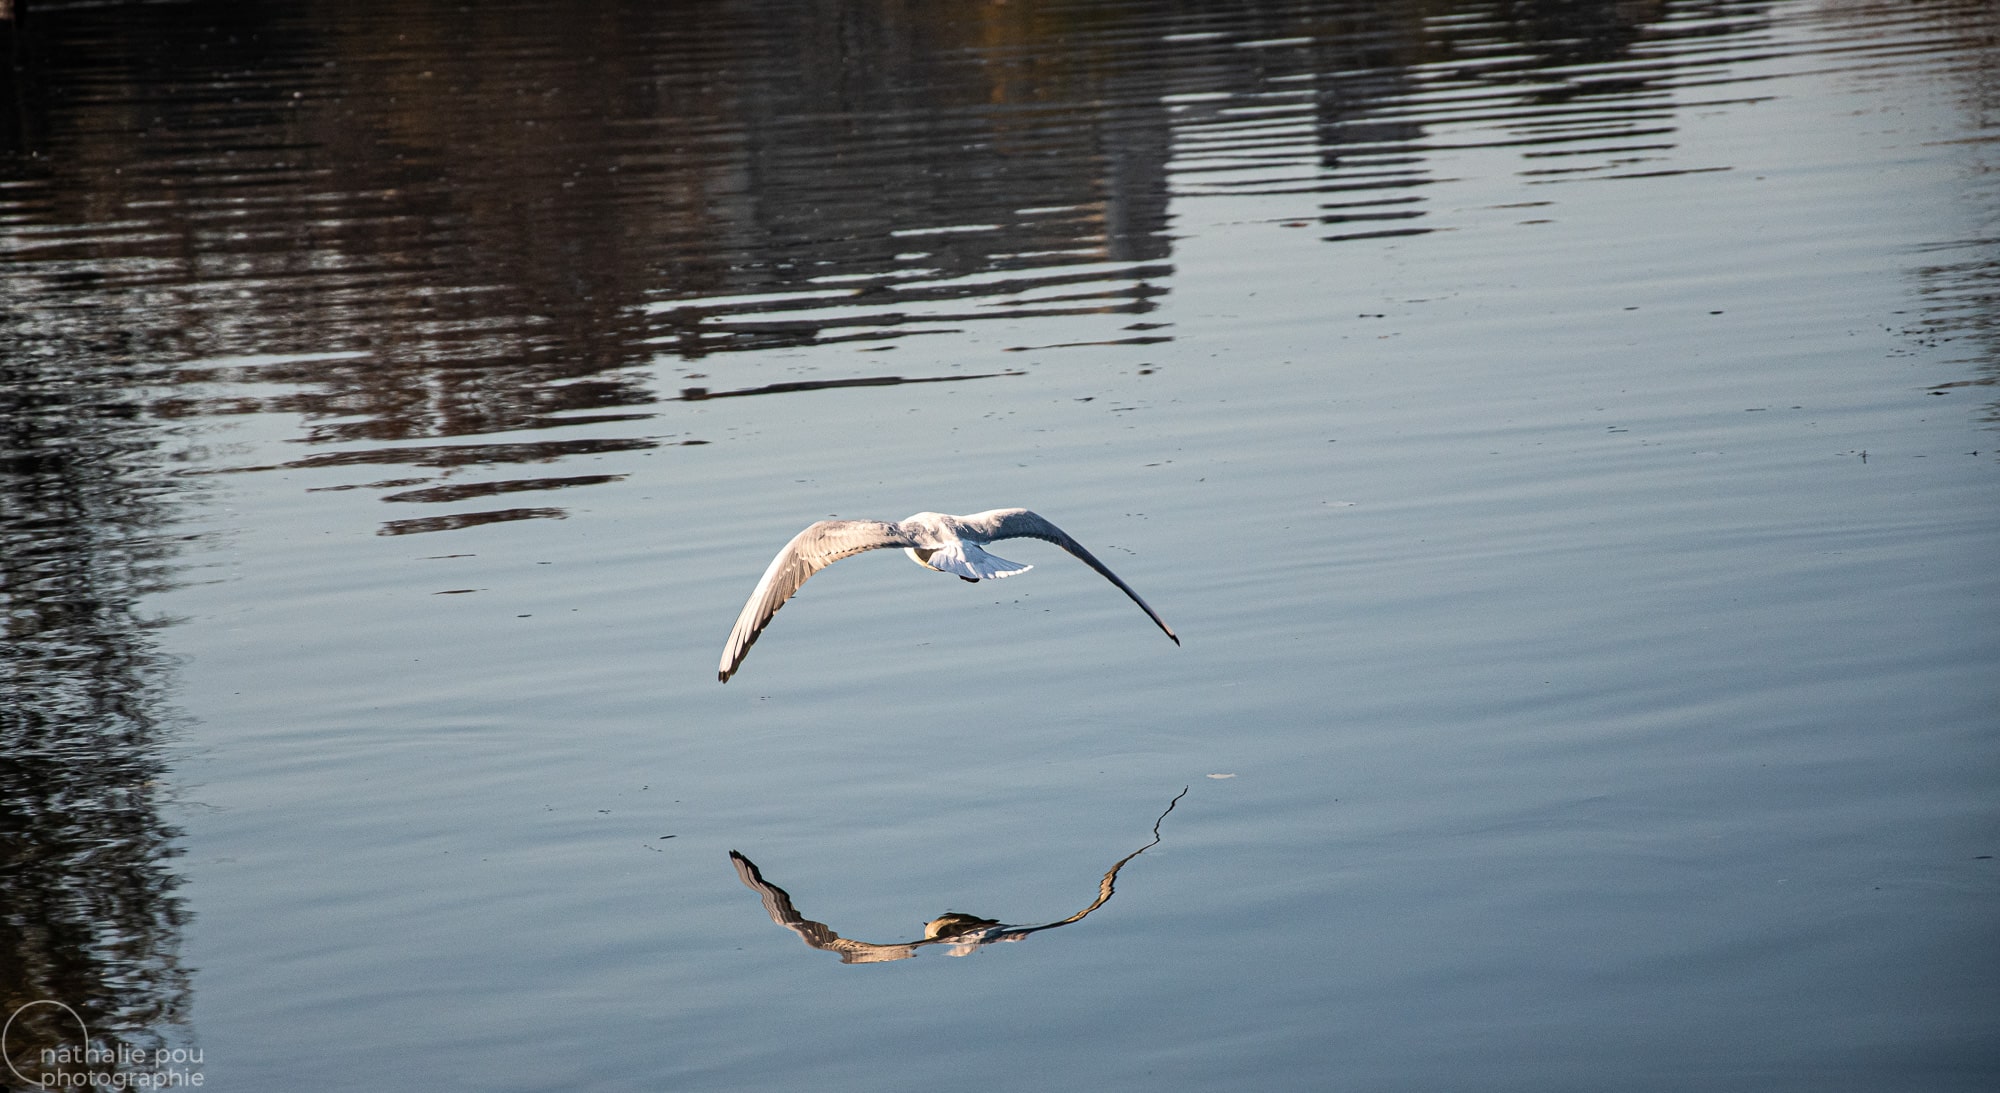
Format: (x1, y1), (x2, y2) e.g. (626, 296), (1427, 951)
(0, 0), (1699, 536)
(0, 338), (192, 1079)
(1887, 0), (2000, 421)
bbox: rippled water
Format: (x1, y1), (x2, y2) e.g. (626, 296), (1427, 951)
(3, 0), (1996, 1090)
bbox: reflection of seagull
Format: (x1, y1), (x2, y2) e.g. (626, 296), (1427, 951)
(718, 508), (1179, 682)
(728, 788), (1188, 964)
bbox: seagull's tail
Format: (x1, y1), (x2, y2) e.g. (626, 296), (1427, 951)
(924, 542), (1032, 581)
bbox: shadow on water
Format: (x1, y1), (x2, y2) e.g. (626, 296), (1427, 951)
(0, 0), (1883, 536)
(728, 788), (1187, 965)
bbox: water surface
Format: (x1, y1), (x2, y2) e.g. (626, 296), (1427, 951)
(2, 0), (1996, 1090)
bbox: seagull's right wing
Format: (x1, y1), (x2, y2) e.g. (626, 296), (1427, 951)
(729, 850), (924, 963)
(718, 519), (911, 682)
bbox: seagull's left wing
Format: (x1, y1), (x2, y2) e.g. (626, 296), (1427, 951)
(719, 519), (911, 682)
(958, 508), (1180, 645)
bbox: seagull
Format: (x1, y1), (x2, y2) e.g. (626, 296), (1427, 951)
(718, 508), (1178, 682)
(728, 787), (1188, 963)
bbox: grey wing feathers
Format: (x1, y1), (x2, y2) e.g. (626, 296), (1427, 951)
(729, 851), (835, 943)
(718, 519), (911, 682)
(961, 508), (1179, 645)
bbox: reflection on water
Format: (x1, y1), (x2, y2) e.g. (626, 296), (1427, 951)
(0, 0), (1995, 1083)
(0, 343), (191, 1077)
(675, 368), (1022, 402)
(1903, 26), (2000, 419)
(730, 789), (1185, 964)
(17, 0), (1991, 536)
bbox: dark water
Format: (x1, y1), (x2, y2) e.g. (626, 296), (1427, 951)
(2, 0), (1997, 1089)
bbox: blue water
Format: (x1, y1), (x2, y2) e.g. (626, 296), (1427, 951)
(2, 1), (1995, 1090)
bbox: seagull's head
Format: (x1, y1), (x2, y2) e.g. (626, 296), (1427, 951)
(925, 913), (1000, 939)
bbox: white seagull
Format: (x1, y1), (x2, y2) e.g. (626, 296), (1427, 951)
(718, 508), (1178, 682)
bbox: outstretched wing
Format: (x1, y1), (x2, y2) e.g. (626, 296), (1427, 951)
(729, 850), (924, 963)
(957, 508), (1179, 645)
(729, 851), (834, 942)
(719, 519), (912, 682)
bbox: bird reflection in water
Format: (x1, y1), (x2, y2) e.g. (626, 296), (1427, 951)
(728, 788), (1188, 964)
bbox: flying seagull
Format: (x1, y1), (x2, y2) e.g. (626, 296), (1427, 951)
(718, 508), (1178, 682)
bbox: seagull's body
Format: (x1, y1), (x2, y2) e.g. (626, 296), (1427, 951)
(718, 508), (1177, 682)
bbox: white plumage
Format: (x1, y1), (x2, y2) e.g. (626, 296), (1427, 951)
(718, 508), (1178, 682)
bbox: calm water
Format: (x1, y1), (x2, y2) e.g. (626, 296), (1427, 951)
(2, 0), (1996, 1089)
